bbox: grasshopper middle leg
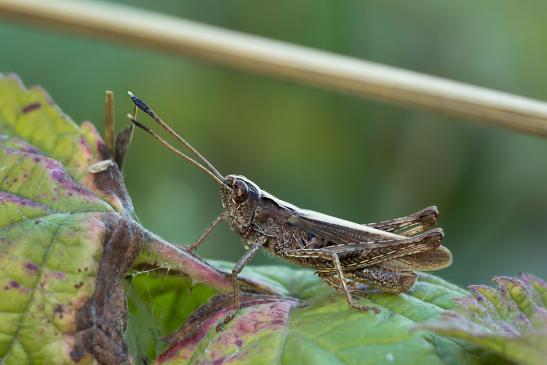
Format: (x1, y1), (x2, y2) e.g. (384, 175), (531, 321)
(330, 253), (371, 311)
(216, 238), (265, 331)
(285, 248), (375, 311)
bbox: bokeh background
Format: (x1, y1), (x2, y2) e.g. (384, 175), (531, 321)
(1, 0), (546, 287)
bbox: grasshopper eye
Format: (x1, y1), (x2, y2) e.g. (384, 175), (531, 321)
(234, 180), (249, 203)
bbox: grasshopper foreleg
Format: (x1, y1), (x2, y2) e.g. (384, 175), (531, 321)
(188, 212), (226, 252)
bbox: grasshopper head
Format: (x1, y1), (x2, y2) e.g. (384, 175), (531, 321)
(221, 175), (261, 234)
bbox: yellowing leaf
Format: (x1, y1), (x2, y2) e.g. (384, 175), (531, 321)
(0, 73), (142, 364)
(0, 74), (128, 212)
(421, 274), (547, 365)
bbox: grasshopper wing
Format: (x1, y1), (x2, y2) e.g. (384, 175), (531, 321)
(285, 208), (444, 268)
(367, 206), (439, 236)
(263, 192), (446, 269)
(379, 245), (452, 271)
(285, 207), (404, 246)
(261, 191), (398, 245)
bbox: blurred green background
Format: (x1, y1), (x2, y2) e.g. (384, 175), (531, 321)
(1, 0), (546, 287)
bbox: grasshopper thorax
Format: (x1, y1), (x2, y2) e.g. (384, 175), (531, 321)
(221, 175), (261, 235)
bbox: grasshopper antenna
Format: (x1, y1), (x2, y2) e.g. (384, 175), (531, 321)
(128, 114), (225, 186)
(128, 91), (225, 183)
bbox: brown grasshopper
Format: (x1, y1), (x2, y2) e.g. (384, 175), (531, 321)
(127, 92), (453, 327)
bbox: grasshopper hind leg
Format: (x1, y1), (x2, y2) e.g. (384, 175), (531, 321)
(367, 206), (439, 237)
(317, 271), (368, 296)
(318, 266), (417, 298)
(346, 267), (417, 294)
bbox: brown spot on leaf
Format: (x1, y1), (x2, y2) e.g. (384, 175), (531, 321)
(22, 102), (41, 113)
(24, 262), (38, 272)
(74, 282), (84, 289)
(9, 280), (20, 288)
(70, 349), (85, 363)
(54, 304), (64, 318)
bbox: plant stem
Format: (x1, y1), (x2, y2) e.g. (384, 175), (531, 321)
(104, 90), (114, 155)
(1, 0), (547, 136)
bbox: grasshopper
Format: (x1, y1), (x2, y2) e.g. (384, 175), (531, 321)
(127, 92), (453, 327)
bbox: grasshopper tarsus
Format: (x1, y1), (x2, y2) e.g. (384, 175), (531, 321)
(340, 290), (378, 313)
(129, 93), (453, 327)
(215, 311), (237, 332)
(349, 303), (371, 312)
(350, 303), (380, 314)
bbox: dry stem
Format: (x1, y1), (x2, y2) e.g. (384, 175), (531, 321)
(1, 0), (547, 136)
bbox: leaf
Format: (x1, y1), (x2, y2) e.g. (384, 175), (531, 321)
(0, 73), (145, 364)
(0, 73), (528, 365)
(0, 73), (279, 364)
(124, 256), (284, 364)
(0, 74), (128, 213)
(154, 267), (510, 365)
(421, 274), (547, 365)
(125, 271), (217, 362)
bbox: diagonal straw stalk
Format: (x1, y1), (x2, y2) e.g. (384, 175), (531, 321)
(1, 0), (547, 136)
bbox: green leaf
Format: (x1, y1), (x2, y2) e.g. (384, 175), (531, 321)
(126, 271), (217, 362)
(154, 266), (509, 365)
(421, 274), (547, 365)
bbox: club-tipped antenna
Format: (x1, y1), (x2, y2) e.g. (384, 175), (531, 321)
(128, 91), (224, 183)
(128, 114), (225, 186)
